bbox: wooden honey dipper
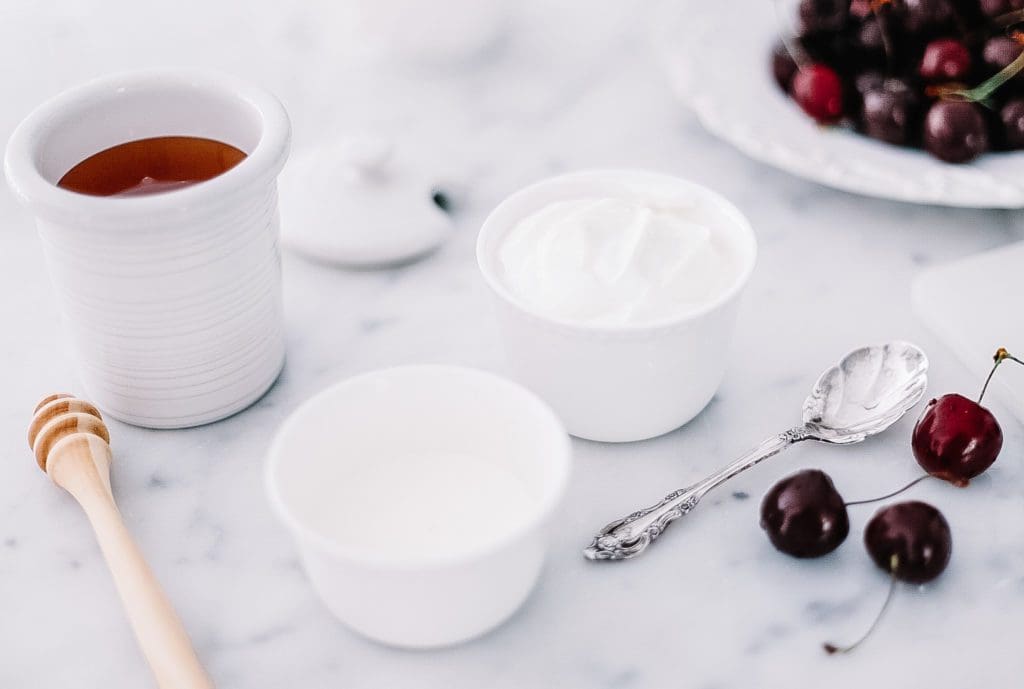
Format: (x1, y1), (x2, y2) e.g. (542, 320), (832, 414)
(28, 393), (215, 689)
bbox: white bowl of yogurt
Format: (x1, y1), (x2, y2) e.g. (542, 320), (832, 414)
(477, 170), (757, 442)
(266, 365), (571, 648)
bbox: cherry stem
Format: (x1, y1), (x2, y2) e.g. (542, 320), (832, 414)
(994, 9), (1024, 28)
(949, 44), (1024, 105)
(823, 556), (898, 655)
(844, 475), (930, 507)
(771, 0), (810, 70)
(870, 2), (895, 72)
(978, 347), (1024, 404)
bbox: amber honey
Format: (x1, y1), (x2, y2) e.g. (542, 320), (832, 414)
(57, 136), (247, 197)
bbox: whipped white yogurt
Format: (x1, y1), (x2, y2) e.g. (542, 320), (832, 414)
(496, 197), (742, 325)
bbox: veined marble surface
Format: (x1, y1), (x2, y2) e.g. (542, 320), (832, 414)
(2, 1), (1024, 687)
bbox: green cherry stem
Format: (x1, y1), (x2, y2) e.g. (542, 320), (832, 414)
(935, 40), (1024, 106)
(994, 9), (1024, 28)
(870, 2), (895, 71)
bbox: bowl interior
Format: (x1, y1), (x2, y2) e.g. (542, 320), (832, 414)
(268, 365), (570, 565)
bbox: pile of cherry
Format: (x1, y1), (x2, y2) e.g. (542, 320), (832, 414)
(772, 0), (1024, 163)
(760, 348), (1019, 653)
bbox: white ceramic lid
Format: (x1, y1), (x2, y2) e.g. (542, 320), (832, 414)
(279, 135), (453, 267)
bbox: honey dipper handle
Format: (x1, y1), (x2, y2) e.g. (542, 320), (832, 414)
(82, 496), (216, 688)
(50, 437), (215, 689)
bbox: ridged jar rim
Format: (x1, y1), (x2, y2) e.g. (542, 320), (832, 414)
(4, 69), (290, 228)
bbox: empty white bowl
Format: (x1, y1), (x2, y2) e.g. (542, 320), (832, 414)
(266, 365), (571, 649)
(477, 170), (757, 442)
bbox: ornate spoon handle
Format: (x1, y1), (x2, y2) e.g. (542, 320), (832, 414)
(583, 426), (812, 561)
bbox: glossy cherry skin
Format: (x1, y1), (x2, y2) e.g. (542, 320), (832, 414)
(923, 100), (990, 163)
(855, 71), (885, 97)
(983, 36), (1024, 73)
(980, 0), (1024, 17)
(799, 0), (848, 33)
(862, 78), (920, 145)
(864, 501), (952, 583)
(760, 469), (850, 558)
(858, 16), (884, 50)
(912, 393), (1003, 486)
(1001, 98), (1024, 148)
(849, 0), (873, 18)
(791, 64), (845, 124)
(898, 0), (956, 33)
(919, 39), (971, 82)
(853, 71), (884, 119)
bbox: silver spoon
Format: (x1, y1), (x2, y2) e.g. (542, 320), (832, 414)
(583, 341), (929, 561)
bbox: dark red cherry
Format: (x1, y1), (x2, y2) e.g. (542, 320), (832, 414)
(824, 500), (952, 654)
(862, 78), (921, 145)
(1001, 98), (1024, 148)
(772, 41), (799, 91)
(799, 0), (848, 33)
(980, 0), (1024, 18)
(760, 469), (850, 558)
(983, 36), (1024, 73)
(858, 16), (882, 46)
(864, 501), (952, 583)
(853, 71), (884, 118)
(923, 100), (989, 163)
(919, 39), (971, 82)
(791, 64), (845, 124)
(898, 0), (955, 32)
(849, 0), (872, 18)
(855, 71), (886, 97)
(912, 393), (1003, 486)
(851, 17), (891, 69)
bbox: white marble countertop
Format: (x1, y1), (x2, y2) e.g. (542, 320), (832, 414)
(3, 1), (1024, 687)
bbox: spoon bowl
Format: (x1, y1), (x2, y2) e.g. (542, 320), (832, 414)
(802, 341), (929, 444)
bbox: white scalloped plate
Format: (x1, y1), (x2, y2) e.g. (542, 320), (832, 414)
(658, 2), (1024, 208)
